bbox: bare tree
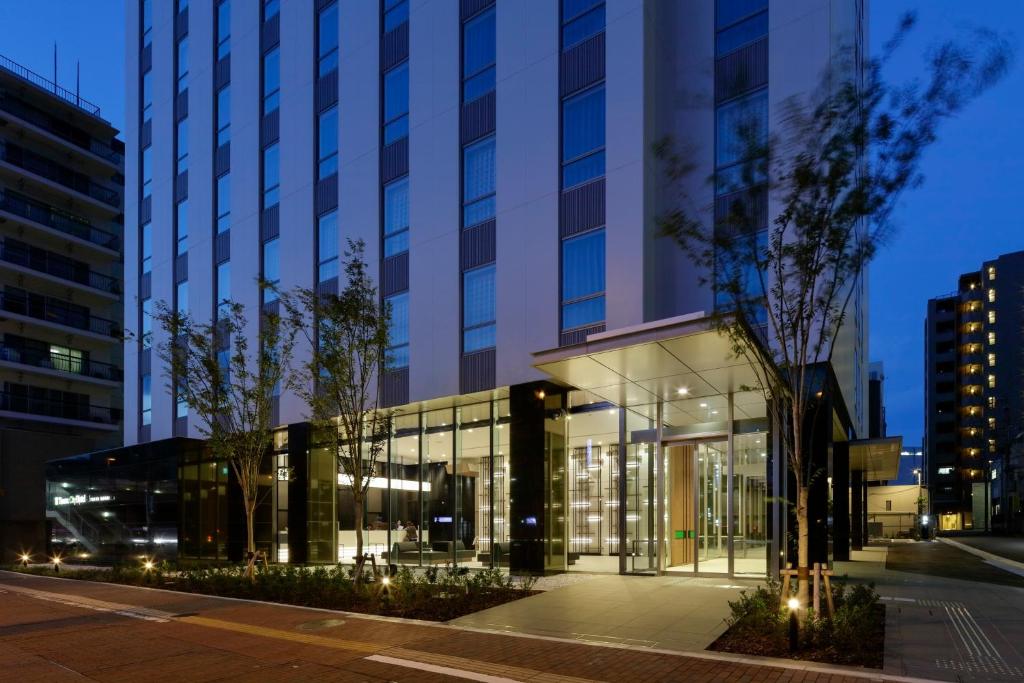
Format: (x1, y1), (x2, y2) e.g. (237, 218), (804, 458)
(281, 239), (391, 582)
(657, 14), (1011, 616)
(155, 297), (296, 578)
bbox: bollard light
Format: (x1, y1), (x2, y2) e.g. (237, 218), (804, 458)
(381, 576), (390, 586)
(787, 598), (799, 611)
(787, 598), (800, 652)
(20, 552), (31, 567)
(143, 559), (156, 571)
(52, 555), (62, 573)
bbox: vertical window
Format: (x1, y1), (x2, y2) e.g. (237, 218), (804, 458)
(141, 0), (153, 46)
(140, 223), (152, 274)
(383, 0), (409, 33)
(141, 298), (153, 349)
(176, 119), (188, 173)
(386, 292), (409, 368)
(383, 63), (409, 145)
(141, 146), (153, 197)
(216, 0), (231, 59)
(176, 280), (189, 316)
(141, 373), (152, 426)
(216, 173), (230, 233)
(263, 143), (279, 208)
(317, 211), (338, 282)
(263, 238), (280, 303)
(318, 106), (339, 179)
(561, 229), (606, 331)
(988, 288), (996, 303)
(463, 136), (495, 227)
(463, 7), (495, 103)
(263, 0), (279, 21)
(142, 71), (153, 120)
(177, 36), (189, 93)
(561, 86), (605, 189)
(463, 265), (496, 352)
(562, 0), (605, 50)
(176, 201), (188, 255)
(263, 47), (280, 114)
(716, 9), (768, 55)
(383, 178), (409, 256)
(715, 89), (768, 168)
(177, 385), (188, 418)
(216, 261), (231, 319)
(318, 2), (339, 76)
(216, 86), (231, 146)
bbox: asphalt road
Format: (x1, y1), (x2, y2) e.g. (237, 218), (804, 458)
(884, 539), (1024, 587)
(952, 535), (1024, 564)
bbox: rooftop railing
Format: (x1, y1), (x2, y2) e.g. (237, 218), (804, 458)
(0, 53), (102, 118)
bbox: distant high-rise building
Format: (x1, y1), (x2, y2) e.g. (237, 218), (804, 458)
(925, 250), (1024, 532)
(0, 54), (124, 561)
(868, 361), (886, 439)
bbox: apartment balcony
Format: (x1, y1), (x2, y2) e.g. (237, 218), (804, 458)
(0, 342), (121, 384)
(0, 238), (119, 296)
(0, 189), (119, 253)
(0, 387), (119, 429)
(0, 140), (120, 209)
(0, 91), (122, 167)
(0, 289), (119, 340)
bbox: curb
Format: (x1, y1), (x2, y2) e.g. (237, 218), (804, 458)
(937, 537), (1024, 577)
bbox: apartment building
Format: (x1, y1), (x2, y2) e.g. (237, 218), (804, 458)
(0, 55), (124, 561)
(925, 250), (1024, 533)
(74, 0), (871, 575)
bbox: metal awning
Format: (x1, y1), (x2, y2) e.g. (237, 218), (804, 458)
(532, 312), (769, 428)
(849, 436), (902, 481)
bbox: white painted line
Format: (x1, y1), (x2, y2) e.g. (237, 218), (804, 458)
(938, 537), (1024, 577)
(366, 654), (523, 683)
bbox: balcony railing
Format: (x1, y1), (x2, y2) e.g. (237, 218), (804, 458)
(0, 141), (120, 207)
(0, 388), (119, 425)
(0, 290), (119, 337)
(0, 238), (119, 294)
(0, 93), (121, 164)
(0, 343), (121, 381)
(0, 54), (102, 116)
(0, 189), (119, 251)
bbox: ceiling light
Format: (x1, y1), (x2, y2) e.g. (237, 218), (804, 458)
(677, 387), (689, 396)
(699, 403), (708, 408)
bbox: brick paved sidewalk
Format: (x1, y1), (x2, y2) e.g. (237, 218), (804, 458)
(0, 570), (919, 682)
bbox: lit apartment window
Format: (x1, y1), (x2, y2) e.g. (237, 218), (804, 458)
(262, 238), (279, 303)
(216, 261), (230, 319)
(988, 266), (996, 281)
(216, 173), (230, 233)
(263, 47), (280, 114)
(562, 85), (605, 189)
(988, 310), (995, 324)
(989, 417), (996, 429)
(937, 466), (953, 475)
(216, 0), (231, 59)
(318, 106), (339, 179)
(217, 86), (231, 146)
(561, 229), (606, 331)
(386, 292), (409, 368)
(988, 352), (996, 367)
(263, 143), (279, 208)
(317, 211), (338, 282)
(383, 0), (408, 32)
(383, 63), (409, 145)
(141, 223), (152, 273)
(988, 331), (995, 345)
(141, 373), (152, 426)
(177, 36), (189, 93)
(989, 396), (997, 408)
(176, 119), (188, 173)
(176, 201), (188, 255)
(463, 264), (496, 352)
(562, 0), (605, 50)
(318, 2), (339, 76)
(383, 178), (409, 256)
(988, 374), (996, 388)
(988, 288), (996, 302)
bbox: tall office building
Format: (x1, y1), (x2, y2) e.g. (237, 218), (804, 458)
(108, 0), (868, 574)
(0, 56), (124, 561)
(925, 250), (1024, 533)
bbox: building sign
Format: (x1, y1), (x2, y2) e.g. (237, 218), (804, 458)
(53, 494), (113, 506)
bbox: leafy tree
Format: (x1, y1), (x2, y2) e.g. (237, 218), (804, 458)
(656, 14), (1010, 615)
(281, 239), (392, 582)
(154, 296), (296, 579)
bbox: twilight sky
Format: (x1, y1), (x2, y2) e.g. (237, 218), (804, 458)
(2, 1), (1021, 447)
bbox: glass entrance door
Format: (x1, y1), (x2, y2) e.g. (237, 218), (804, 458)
(625, 442), (656, 572)
(696, 441), (729, 573)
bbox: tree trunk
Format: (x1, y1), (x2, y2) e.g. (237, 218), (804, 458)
(243, 494), (256, 582)
(353, 492), (365, 582)
(796, 484), (810, 620)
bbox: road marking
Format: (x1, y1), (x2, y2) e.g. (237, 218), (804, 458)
(176, 614), (382, 654)
(371, 648), (598, 683)
(0, 582), (173, 622)
(935, 602), (1023, 678)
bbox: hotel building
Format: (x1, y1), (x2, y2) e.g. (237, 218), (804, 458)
(46, 0), (874, 576)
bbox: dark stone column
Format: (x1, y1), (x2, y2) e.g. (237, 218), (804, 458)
(851, 468), (863, 551)
(509, 381), (561, 574)
(862, 475), (869, 546)
(832, 441), (850, 561)
(287, 422), (311, 565)
(805, 401), (832, 566)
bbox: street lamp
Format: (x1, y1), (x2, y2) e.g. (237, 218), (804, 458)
(913, 468), (924, 538)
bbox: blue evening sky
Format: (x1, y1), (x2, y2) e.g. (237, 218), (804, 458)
(1, 2), (1021, 446)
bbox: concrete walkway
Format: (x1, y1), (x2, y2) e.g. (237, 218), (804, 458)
(452, 573), (755, 652)
(837, 541), (1024, 682)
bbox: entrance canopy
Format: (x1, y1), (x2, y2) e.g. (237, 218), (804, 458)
(533, 312), (769, 428)
(849, 436), (902, 481)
